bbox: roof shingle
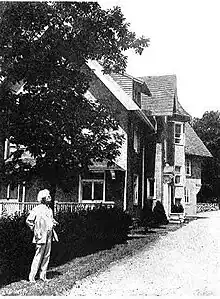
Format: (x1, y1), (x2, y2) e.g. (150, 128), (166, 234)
(185, 122), (212, 157)
(140, 75), (190, 119)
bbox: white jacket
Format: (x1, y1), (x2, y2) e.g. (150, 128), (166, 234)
(26, 204), (58, 244)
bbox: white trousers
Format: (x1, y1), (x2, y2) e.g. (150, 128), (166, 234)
(29, 231), (52, 281)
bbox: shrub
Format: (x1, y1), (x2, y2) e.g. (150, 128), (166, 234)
(0, 206), (131, 283)
(171, 203), (184, 213)
(0, 213), (34, 281)
(153, 201), (169, 226)
(51, 206), (132, 264)
(141, 200), (168, 229)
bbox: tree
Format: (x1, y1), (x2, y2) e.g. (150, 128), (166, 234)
(0, 2), (149, 207)
(192, 111), (220, 201)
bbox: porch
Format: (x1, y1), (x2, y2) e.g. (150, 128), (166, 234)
(0, 201), (115, 217)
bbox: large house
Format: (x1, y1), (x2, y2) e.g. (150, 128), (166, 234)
(140, 75), (212, 220)
(0, 62), (212, 221)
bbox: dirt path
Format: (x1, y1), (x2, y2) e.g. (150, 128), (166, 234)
(68, 211), (220, 296)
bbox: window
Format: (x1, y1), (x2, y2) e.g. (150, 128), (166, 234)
(133, 174), (139, 205)
(147, 178), (155, 198)
(175, 176), (181, 184)
(185, 159), (191, 176)
(80, 172), (104, 202)
(133, 127), (140, 153)
(174, 123), (183, 144)
(175, 166), (181, 173)
(175, 166), (181, 185)
(7, 183), (24, 200)
(134, 90), (141, 106)
(184, 187), (190, 203)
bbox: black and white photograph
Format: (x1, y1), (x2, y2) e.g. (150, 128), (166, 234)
(0, 0), (220, 296)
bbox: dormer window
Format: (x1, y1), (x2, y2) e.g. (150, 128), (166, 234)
(134, 90), (141, 106)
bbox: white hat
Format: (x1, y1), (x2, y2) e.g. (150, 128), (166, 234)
(37, 189), (50, 203)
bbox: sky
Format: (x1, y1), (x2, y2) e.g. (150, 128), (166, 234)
(98, 0), (220, 118)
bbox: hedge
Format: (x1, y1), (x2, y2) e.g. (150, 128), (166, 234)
(0, 206), (131, 284)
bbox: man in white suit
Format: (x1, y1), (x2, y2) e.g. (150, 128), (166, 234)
(26, 189), (58, 282)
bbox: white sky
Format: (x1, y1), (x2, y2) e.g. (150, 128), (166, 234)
(98, 0), (220, 118)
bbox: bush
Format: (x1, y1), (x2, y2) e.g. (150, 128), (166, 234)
(141, 200), (168, 229)
(0, 206), (131, 283)
(51, 206), (132, 264)
(171, 203), (184, 213)
(0, 213), (34, 281)
(153, 201), (169, 226)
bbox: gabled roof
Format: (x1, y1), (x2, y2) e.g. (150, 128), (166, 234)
(87, 60), (155, 131)
(88, 60), (141, 111)
(110, 72), (151, 96)
(185, 122), (212, 158)
(140, 75), (191, 119)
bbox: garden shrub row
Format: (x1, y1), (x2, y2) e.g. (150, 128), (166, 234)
(0, 206), (131, 284)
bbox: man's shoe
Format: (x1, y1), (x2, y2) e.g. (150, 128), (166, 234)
(39, 277), (49, 282)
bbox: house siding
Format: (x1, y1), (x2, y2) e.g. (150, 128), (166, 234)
(185, 155), (202, 216)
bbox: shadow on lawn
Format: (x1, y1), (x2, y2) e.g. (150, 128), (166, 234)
(0, 239), (122, 288)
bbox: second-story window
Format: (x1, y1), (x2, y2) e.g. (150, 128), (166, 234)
(185, 159), (191, 176)
(175, 165), (181, 184)
(174, 123), (183, 144)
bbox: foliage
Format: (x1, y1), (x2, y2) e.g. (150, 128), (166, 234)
(171, 203), (184, 213)
(153, 201), (169, 225)
(0, 2), (149, 201)
(192, 111), (220, 200)
(0, 206), (131, 282)
(141, 200), (168, 229)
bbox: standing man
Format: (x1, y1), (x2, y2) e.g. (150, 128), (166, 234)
(26, 189), (58, 282)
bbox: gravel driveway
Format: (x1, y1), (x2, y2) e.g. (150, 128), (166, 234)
(68, 211), (220, 296)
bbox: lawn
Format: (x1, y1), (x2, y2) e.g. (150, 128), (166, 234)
(0, 223), (182, 296)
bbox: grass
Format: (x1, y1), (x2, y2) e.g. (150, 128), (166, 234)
(0, 223), (183, 296)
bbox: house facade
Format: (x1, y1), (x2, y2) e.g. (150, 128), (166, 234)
(0, 64), (212, 221)
(0, 61), (156, 218)
(140, 75), (212, 219)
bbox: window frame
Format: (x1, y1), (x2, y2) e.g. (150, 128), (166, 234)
(185, 159), (192, 176)
(79, 172), (106, 203)
(133, 126), (140, 153)
(184, 187), (190, 204)
(133, 174), (139, 205)
(174, 122), (183, 144)
(174, 165), (182, 185)
(6, 182), (26, 201)
(147, 178), (155, 199)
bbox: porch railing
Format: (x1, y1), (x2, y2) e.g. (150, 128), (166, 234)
(0, 201), (115, 217)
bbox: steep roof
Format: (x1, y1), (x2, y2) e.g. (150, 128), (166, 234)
(185, 122), (212, 157)
(87, 60), (155, 131)
(140, 75), (191, 119)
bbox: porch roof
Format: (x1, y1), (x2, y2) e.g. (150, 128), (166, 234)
(89, 160), (125, 172)
(185, 122), (212, 158)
